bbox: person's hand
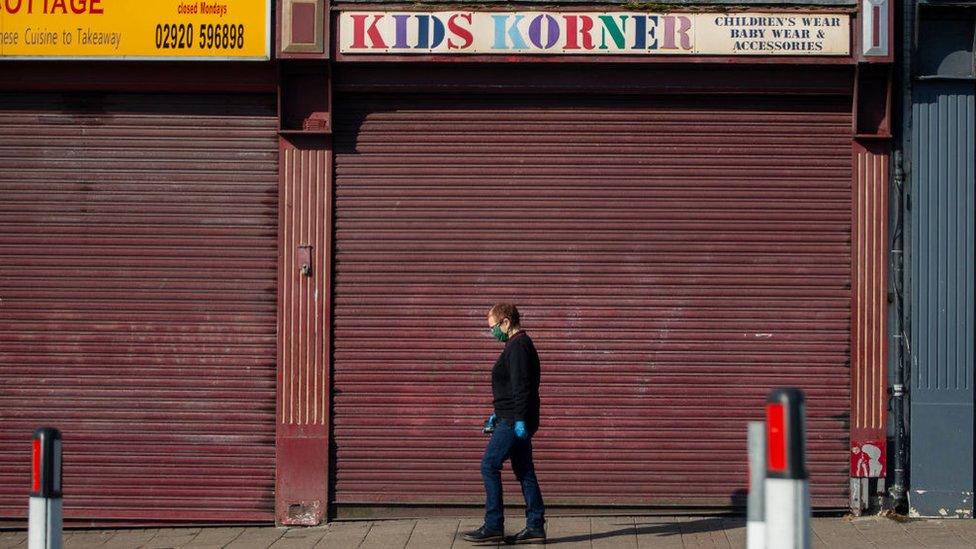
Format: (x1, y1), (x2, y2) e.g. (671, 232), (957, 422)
(483, 413), (497, 434)
(514, 421), (528, 439)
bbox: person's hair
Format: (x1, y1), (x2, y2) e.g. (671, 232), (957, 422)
(489, 303), (521, 326)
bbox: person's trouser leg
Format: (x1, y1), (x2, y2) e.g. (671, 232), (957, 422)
(481, 421), (514, 531)
(510, 437), (545, 529)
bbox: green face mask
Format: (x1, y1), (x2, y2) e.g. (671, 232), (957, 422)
(491, 323), (509, 342)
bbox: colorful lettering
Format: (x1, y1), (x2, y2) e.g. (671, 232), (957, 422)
(339, 10), (850, 56)
(491, 14), (527, 50)
(597, 15), (627, 50)
(392, 14), (409, 48)
(415, 14), (445, 49)
(350, 14), (387, 49)
(563, 15), (594, 50)
(662, 15), (692, 50)
(527, 14), (559, 49)
(447, 13), (473, 49)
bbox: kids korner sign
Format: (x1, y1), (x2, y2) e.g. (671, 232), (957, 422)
(339, 12), (850, 56)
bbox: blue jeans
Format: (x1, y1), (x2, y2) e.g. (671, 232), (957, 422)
(480, 420), (545, 531)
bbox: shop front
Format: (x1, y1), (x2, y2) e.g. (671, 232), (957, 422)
(0, 1), (280, 524)
(0, 0), (896, 526)
(313, 0), (896, 520)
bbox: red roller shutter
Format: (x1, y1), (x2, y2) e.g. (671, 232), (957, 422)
(0, 93), (279, 523)
(332, 93), (853, 509)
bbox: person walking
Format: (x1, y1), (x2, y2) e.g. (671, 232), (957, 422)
(462, 303), (546, 545)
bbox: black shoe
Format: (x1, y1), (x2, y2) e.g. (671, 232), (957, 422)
(462, 526), (505, 543)
(505, 526), (546, 545)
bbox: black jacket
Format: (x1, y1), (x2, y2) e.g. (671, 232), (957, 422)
(491, 332), (541, 432)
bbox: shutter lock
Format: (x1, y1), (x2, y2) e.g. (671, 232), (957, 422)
(298, 245), (313, 277)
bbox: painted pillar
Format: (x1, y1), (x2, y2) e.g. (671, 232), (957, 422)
(849, 0), (894, 512)
(850, 138), (890, 484)
(275, 0), (333, 526)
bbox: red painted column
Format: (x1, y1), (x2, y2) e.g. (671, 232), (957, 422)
(850, 139), (889, 479)
(276, 134), (332, 525)
(275, 0), (333, 525)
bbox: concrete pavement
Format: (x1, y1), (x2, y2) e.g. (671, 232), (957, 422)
(3, 515), (976, 548)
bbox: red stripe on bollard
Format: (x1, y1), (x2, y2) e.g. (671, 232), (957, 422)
(766, 402), (787, 473)
(31, 438), (41, 493)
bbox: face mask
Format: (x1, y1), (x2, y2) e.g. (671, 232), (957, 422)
(491, 323), (509, 342)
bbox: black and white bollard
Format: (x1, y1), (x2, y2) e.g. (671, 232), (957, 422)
(764, 389), (810, 549)
(747, 421), (766, 549)
(29, 428), (62, 549)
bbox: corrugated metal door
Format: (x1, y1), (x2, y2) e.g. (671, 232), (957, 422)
(333, 94), (853, 508)
(909, 81), (976, 516)
(0, 93), (278, 523)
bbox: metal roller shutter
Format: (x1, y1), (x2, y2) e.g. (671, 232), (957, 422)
(0, 93), (278, 523)
(333, 93), (852, 508)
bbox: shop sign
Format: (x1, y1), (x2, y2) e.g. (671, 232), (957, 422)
(0, 0), (270, 60)
(339, 11), (850, 56)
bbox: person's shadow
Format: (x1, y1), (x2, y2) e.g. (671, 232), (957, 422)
(488, 516), (742, 546)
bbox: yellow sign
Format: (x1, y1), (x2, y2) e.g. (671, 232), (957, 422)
(0, 0), (270, 59)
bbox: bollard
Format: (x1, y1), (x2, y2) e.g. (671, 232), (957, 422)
(764, 389), (810, 549)
(29, 428), (62, 549)
(747, 422), (766, 549)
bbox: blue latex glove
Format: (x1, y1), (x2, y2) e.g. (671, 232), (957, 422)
(487, 413), (497, 426)
(514, 420), (528, 440)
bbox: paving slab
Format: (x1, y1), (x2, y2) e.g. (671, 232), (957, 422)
(223, 527), (287, 549)
(452, 518), (499, 549)
(185, 528), (247, 549)
(144, 527), (201, 548)
(359, 520), (417, 549)
(906, 520), (953, 530)
(100, 529), (158, 548)
(266, 526), (330, 549)
(943, 519), (976, 543)
(314, 521), (372, 549)
(634, 516), (685, 549)
(590, 516), (638, 549)
(902, 521), (975, 549)
(719, 517), (747, 549)
(544, 516), (590, 548)
(404, 518), (459, 549)
(810, 519), (875, 549)
(64, 530), (116, 548)
(680, 516), (737, 548)
(0, 531), (25, 549)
